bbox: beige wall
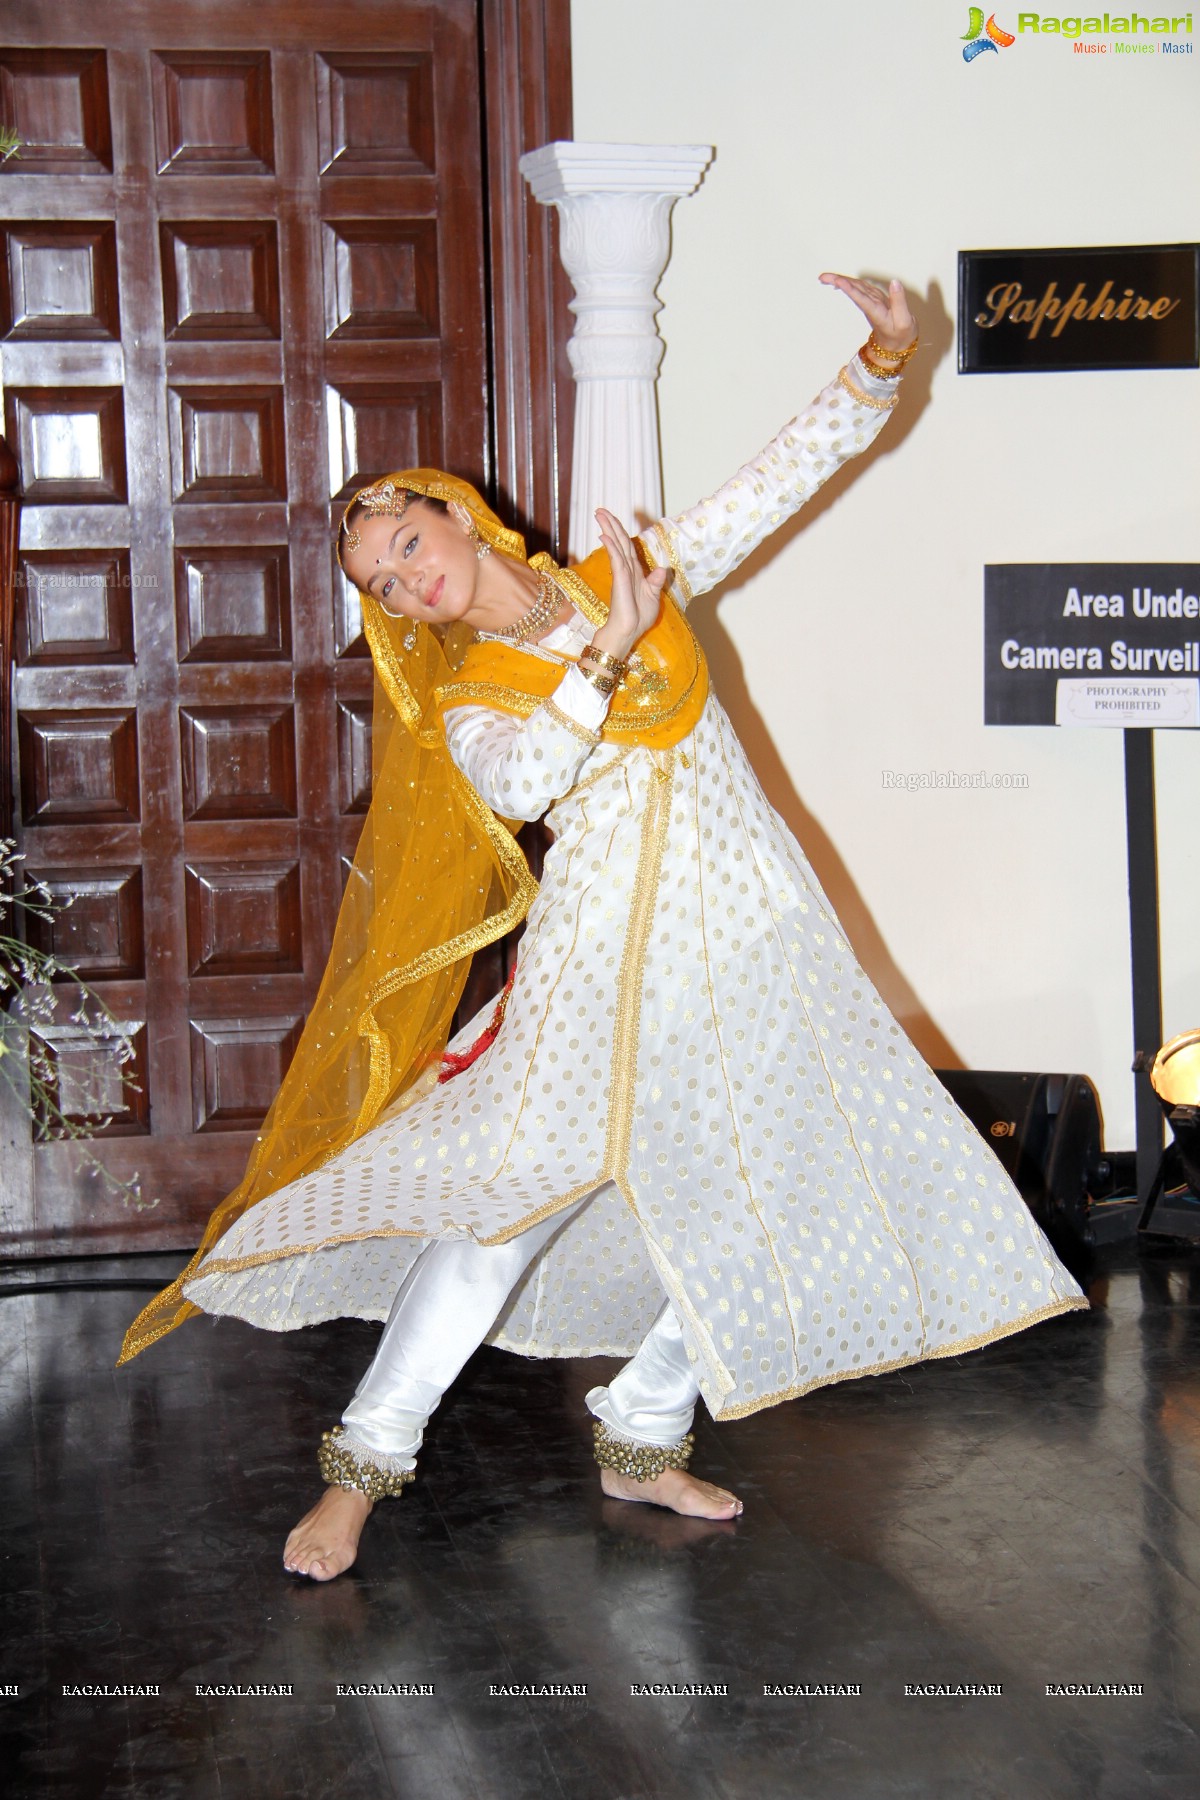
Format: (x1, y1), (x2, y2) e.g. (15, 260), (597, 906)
(570, 0), (1200, 1150)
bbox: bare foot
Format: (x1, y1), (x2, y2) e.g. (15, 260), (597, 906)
(600, 1465), (743, 1519)
(283, 1486), (373, 1581)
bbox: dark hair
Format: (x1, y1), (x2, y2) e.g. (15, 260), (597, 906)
(337, 490), (449, 562)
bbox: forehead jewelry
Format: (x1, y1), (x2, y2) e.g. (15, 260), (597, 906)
(342, 480), (414, 556)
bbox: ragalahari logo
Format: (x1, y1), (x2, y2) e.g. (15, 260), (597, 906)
(962, 8), (1017, 58)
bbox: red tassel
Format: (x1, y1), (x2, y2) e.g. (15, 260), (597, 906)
(438, 966), (516, 1082)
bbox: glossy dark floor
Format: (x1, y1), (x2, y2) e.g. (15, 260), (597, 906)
(2, 1238), (1198, 1800)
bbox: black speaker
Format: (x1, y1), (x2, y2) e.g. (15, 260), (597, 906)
(932, 1068), (1105, 1242)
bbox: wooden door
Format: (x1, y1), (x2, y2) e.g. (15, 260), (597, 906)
(0, 0), (572, 1253)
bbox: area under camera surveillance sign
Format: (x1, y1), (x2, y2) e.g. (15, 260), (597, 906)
(984, 565), (1200, 727)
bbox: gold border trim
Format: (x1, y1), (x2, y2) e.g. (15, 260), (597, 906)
(185, 1183), (605, 1279)
(838, 365), (898, 413)
(541, 698), (601, 745)
(604, 750), (674, 1179)
(436, 680), (540, 718)
(712, 1293), (1091, 1420)
(436, 659), (706, 742)
(648, 520), (694, 609)
(536, 556), (609, 627)
(561, 743), (631, 802)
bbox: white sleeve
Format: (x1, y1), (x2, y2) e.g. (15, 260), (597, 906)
(639, 353), (902, 608)
(442, 664), (611, 821)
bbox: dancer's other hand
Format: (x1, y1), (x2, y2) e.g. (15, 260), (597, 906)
(591, 507), (669, 661)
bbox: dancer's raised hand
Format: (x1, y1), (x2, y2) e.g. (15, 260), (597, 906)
(818, 272), (916, 352)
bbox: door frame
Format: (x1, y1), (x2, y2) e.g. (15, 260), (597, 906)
(480, 0), (575, 560)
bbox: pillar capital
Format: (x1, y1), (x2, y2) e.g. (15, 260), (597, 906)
(518, 140), (714, 202)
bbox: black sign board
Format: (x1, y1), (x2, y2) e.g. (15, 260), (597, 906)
(959, 245), (1199, 373)
(984, 564), (1200, 727)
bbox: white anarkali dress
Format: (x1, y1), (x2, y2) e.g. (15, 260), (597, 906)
(185, 354), (1089, 1421)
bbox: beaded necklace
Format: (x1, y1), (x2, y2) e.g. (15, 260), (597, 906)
(486, 570), (563, 646)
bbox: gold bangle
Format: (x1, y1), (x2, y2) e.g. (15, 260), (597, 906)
(867, 330), (918, 364)
(577, 664), (617, 697)
(581, 644), (628, 677)
(857, 346), (902, 380)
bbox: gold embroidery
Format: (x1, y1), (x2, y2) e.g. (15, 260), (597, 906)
(562, 745), (631, 802)
(838, 365), (898, 412)
(710, 700), (930, 1350)
(353, 602), (541, 1132)
(624, 656), (671, 704)
(437, 659), (707, 742)
(491, 810), (591, 1175)
(649, 520), (695, 609)
(542, 697), (601, 745)
(182, 756), (673, 1290)
(590, 747), (696, 1374)
(467, 1178), (606, 1245)
(189, 1222), (465, 1279)
(437, 681), (541, 719)
(605, 749), (674, 1180)
(356, 865), (531, 1133)
(536, 556), (609, 627)
(436, 554), (709, 743)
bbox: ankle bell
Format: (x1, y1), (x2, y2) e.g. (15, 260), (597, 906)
(592, 1420), (696, 1480)
(318, 1426), (417, 1501)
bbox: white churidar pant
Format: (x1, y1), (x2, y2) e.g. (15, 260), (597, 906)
(340, 1193), (700, 1473)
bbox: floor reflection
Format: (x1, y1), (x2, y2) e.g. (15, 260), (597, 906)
(1, 1239), (1197, 1799)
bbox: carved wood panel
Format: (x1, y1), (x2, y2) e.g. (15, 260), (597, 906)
(161, 221), (280, 341)
(1, 221), (121, 340)
(0, 48), (112, 173)
(5, 387), (127, 503)
(17, 551), (135, 664)
(1, 0), (574, 1254)
(24, 867), (144, 981)
(184, 861), (302, 977)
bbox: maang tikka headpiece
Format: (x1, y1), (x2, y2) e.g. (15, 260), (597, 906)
(341, 480), (413, 559)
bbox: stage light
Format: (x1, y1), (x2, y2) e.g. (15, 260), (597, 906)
(1138, 1029), (1200, 1239)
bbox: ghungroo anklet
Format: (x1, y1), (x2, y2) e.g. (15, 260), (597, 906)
(592, 1420), (696, 1481)
(318, 1426), (416, 1501)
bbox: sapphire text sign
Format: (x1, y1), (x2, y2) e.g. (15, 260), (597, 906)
(959, 244), (1199, 373)
(984, 565), (1200, 727)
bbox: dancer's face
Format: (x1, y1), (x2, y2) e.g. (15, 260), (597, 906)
(344, 500), (480, 626)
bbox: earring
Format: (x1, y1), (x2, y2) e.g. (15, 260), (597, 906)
(467, 521), (492, 561)
(401, 620), (418, 652)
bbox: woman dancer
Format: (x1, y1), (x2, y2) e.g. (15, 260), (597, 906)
(121, 274), (1089, 1579)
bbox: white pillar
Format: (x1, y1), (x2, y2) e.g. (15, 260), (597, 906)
(519, 141), (713, 562)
